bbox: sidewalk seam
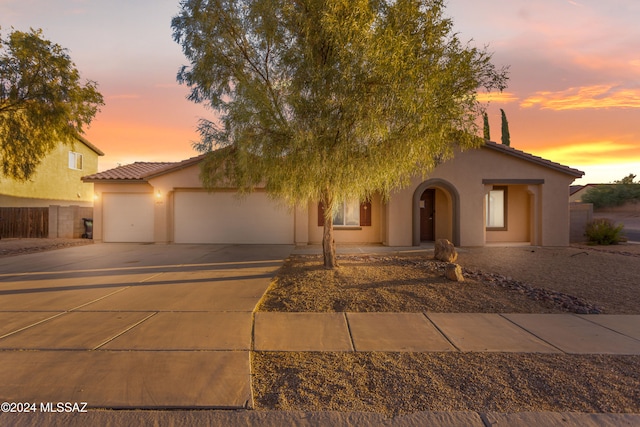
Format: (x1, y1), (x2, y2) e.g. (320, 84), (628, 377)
(344, 313), (356, 352)
(576, 314), (640, 343)
(91, 312), (157, 350)
(478, 412), (492, 427)
(423, 312), (462, 352)
(248, 310), (258, 410)
(0, 312), (67, 340)
(499, 314), (567, 354)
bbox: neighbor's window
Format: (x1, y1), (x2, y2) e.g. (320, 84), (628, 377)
(68, 152), (83, 170)
(486, 186), (507, 230)
(333, 199), (360, 227)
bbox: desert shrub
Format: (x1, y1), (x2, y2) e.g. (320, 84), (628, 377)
(585, 218), (624, 245)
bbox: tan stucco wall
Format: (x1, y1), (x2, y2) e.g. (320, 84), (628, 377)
(434, 188), (453, 242)
(0, 141), (99, 207)
(307, 194), (384, 244)
(387, 146), (577, 247)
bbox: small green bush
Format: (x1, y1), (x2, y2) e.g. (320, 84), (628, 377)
(585, 218), (624, 245)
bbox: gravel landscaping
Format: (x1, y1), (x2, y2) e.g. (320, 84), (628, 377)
(0, 238), (93, 257)
(253, 243), (640, 414)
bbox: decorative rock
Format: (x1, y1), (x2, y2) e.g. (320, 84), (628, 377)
(445, 263), (464, 282)
(434, 239), (458, 263)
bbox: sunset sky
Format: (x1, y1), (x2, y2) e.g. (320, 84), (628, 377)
(1, 0), (638, 184)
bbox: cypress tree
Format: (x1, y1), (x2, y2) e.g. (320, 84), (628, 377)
(501, 109), (511, 146)
(483, 112), (491, 141)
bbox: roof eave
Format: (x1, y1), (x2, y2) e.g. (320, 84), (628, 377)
(75, 134), (105, 156)
(483, 141), (584, 178)
(81, 177), (148, 183)
(142, 154), (207, 179)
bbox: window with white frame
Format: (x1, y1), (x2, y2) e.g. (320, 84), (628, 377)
(333, 199), (360, 226)
(486, 186), (507, 230)
(68, 152), (83, 170)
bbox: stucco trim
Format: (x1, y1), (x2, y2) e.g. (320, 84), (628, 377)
(482, 179), (545, 185)
(412, 179), (460, 246)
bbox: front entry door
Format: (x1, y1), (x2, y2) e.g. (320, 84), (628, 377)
(420, 189), (435, 241)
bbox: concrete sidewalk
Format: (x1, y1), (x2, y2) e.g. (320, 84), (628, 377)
(254, 312), (640, 354)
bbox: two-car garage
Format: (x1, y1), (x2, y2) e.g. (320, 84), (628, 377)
(100, 189), (294, 244)
(87, 158), (296, 245)
(173, 190), (294, 244)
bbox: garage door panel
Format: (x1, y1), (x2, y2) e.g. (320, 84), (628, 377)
(103, 193), (154, 243)
(174, 192), (293, 244)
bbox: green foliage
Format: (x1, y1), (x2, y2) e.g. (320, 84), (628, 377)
(0, 28), (104, 180)
(482, 112), (490, 140)
(616, 173), (637, 185)
(585, 218), (624, 245)
(500, 108), (510, 146)
(582, 175), (640, 209)
(172, 0), (508, 266)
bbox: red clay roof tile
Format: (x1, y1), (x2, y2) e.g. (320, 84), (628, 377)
(82, 162), (175, 181)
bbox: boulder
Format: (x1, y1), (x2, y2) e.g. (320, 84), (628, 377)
(445, 263), (464, 282)
(434, 239), (458, 263)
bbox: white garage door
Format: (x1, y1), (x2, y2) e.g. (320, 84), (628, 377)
(174, 191), (294, 244)
(103, 193), (154, 242)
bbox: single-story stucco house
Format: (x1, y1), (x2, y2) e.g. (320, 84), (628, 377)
(82, 140), (584, 247)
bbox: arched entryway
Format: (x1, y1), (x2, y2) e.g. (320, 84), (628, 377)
(412, 179), (460, 246)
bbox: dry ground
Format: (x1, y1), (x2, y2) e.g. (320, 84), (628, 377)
(0, 238), (92, 257)
(253, 244), (640, 415)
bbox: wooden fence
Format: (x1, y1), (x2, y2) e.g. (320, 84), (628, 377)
(0, 207), (49, 238)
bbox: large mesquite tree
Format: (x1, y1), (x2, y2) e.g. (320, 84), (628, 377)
(172, 0), (508, 268)
(0, 28), (104, 180)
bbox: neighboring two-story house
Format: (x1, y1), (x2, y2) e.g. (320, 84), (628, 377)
(0, 135), (103, 238)
(0, 135), (103, 207)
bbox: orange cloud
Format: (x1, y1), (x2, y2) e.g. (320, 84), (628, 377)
(477, 91), (519, 103)
(521, 85), (640, 110)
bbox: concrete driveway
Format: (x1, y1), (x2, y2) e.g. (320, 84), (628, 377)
(0, 243), (292, 409)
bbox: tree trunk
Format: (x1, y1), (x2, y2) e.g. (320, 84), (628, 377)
(321, 191), (338, 269)
(322, 217), (338, 269)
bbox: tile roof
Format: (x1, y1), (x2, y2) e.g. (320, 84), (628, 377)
(143, 154), (207, 179)
(82, 162), (175, 181)
(82, 153), (208, 182)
